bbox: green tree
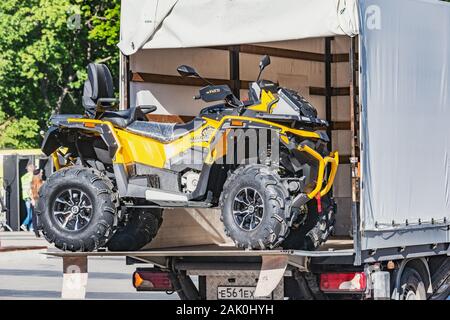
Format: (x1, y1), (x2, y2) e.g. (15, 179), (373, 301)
(0, 0), (120, 149)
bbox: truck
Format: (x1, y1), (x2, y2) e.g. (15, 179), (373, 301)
(48, 0), (449, 300)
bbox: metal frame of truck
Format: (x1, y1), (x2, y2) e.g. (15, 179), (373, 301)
(50, 235), (449, 300)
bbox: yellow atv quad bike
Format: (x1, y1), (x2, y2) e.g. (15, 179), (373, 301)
(37, 55), (339, 252)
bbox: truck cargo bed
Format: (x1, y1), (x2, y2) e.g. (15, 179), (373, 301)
(47, 237), (356, 267)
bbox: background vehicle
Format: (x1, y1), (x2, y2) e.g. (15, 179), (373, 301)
(49, 0), (450, 301)
(0, 179), (11, 231)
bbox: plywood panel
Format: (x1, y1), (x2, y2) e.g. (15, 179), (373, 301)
(146, 208), (233, 249)
(130, 82), (206, 116)
(334, 197), (353, 236)
(131, 48), (229, 79)
(239, 54), (325, 87)
(332, 131), (352, 155)
(258, 38), (325, 54)
(332, 96), (351, 121)
(130, 43), (328, 117)
(333, 62), (352, 87)
(145, 202), (354, 246)
(334, 164), (351, 198)
(332, 36), (351, 54)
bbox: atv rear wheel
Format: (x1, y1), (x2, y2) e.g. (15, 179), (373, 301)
(107, 208), (163, 251)
(35, 167), (117, 252)
(220, 165), (289, 249)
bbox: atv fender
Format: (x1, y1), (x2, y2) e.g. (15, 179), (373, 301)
(41, 126), (62, 156)
(41, 121), (119, 159)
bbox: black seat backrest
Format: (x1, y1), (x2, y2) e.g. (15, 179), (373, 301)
(82, 63), (115, 116)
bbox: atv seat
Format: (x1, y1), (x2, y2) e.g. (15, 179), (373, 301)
(126, 118), (205, 143)
(81, 63), (158, 127)
(82, 63), (117, 116)
(100, 106), (157, 128)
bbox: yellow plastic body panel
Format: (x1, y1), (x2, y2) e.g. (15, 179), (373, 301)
(113, 118), (221, 168)
(66, 113), (337, 196)
(219, 116), (321, 139)
(68, 118), (221, 168)
(247, 90), (276, 112)
(113, 129), (168, 168)
(69, 116), (320, 169)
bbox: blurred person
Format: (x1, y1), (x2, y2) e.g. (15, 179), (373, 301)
(31, 169), (44, 237)
(20, 163), (35, 231)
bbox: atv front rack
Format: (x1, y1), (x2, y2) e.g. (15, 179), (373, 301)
(298, 145), (339, 199)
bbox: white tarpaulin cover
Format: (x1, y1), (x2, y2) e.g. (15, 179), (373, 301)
(359, 0), (450, 238)
(119, 0), (359, 55)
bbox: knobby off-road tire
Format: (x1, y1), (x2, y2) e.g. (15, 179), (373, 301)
(282, 194), (336, 250)
(399, 267), (427, 300)
(35, 166), (117, 252)
(107, 208), (163, 251)
(429, 258), (450, 300)
(220, 165), (290, 250)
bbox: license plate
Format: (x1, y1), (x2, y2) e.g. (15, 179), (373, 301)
(217, 286), (272, 300)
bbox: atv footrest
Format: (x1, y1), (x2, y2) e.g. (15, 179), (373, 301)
(145, 188), (212, 208)
(145, 188), (188, 205)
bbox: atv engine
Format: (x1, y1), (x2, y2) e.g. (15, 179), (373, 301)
(181, 170), (201, 193)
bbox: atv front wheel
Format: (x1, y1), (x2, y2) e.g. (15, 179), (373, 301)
(107, 208), (163, 251)
(35, 167), (117, 252)
(220, 165), (289, 249)
(282, 194), (336, 250)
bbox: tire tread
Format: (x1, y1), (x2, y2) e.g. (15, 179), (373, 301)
(36, 166), (117, 252)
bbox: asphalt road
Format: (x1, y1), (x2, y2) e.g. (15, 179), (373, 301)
(0, 232), (178, 300)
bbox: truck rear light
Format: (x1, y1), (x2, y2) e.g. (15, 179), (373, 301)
(320, 272), (367, 293)
(133, 269), (174, 292)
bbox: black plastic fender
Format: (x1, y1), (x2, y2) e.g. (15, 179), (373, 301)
(41, 121), (118, 159)
(41, 126), (61, 156)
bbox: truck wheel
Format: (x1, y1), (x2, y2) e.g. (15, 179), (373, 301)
(429, 258), (450, 300)
(282, 195), (336, 250)
(35, 167), (117, 252)
(107, 208), (163, 251)
(220, 165), (289, 249)
(399, 267), (427, 300)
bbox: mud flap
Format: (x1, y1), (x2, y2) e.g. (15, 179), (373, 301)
(254, 255), (288, 298)
(62, 256), (88, 299)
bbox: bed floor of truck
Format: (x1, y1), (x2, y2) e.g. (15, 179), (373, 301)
(46, 237), (355, 267)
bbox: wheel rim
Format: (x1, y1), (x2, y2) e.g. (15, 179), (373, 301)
(405, 289), (418, 300)
(232, 187), (264, 231)
(403, 285), (424, 300)
(52, 189), (93, 231)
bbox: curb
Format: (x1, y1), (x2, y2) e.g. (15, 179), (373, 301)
(0, 246), (48, 253)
